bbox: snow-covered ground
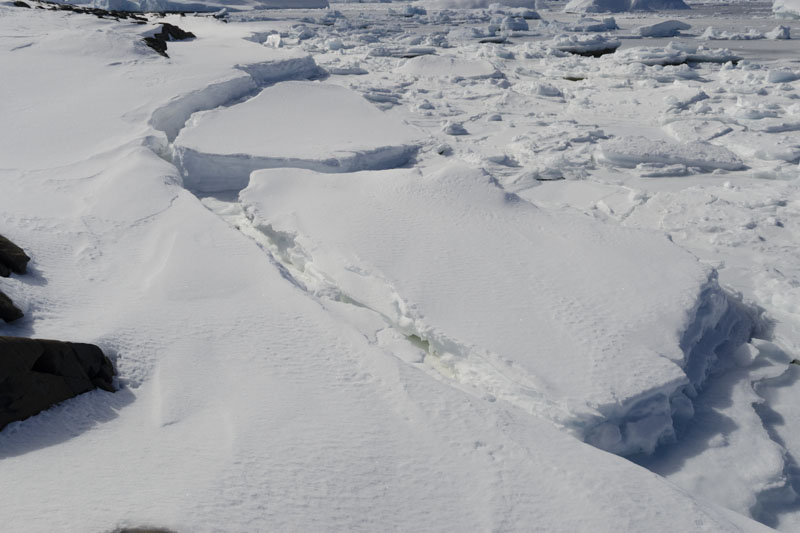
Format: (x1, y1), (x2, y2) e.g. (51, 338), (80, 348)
(1, 0), (799, 531)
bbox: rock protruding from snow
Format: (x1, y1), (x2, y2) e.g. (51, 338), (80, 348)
(0, 235), (30, 277)
(0, 337), (115, 431)
(637, 20), (691, 37)
(0, 291), (23, 323)
(564, 0), (688, 13)
(599, 136), (745, 172)
(173, 81), (421, 192)
(90, 0), (329, 11)
(241, 163), (754, 456)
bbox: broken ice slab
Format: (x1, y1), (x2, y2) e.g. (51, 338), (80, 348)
(240, 163), (754, 456)
(172, 81), (422, 193)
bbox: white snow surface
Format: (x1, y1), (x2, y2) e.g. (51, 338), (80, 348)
(2, 2), (800, 532)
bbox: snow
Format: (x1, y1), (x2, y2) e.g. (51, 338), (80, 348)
(598, 136), (745, 171)
(398, 54), (503, 79)
(240, 163), (753, 456)
(173, 81), (422, 191)
(564, 0), (688, 13)
(2, 1), (800, 531)
(637, 20), (691, 37)
(774, 0), (800, 19)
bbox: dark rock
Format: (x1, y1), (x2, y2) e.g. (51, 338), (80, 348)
(0, 234), (30, 276)
(0, 337), (115, 431)
(159, 22), (195, 41)
(143, 36), (169, 57)
(13, 1), (31, 7)
(143, 23), (195, 58)
(0, 291), (23, 323)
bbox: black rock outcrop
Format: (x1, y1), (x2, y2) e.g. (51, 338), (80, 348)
(0, 291), (23, 323)
(143, 23), (196, 58)
(0, 337), (115, 431)
(0, 234), (30, 277)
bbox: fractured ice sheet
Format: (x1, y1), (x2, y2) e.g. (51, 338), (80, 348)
(240, 162), (754, 456)
(173, 81), (422, 192)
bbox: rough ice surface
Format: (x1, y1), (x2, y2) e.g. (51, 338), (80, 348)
(173, 81), (422, 191)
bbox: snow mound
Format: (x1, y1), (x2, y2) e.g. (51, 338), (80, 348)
(637, 20), (691, 37)
(774, 0), (800, 18)
(241, 163), (754, 456)
(564, 0), (688, 13)
(173, 81), (422, 192)
(399, 55), (503, 79)
(598, 136), (745, 171)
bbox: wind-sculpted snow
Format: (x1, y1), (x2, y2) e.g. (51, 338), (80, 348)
(173, 81), (422, 192)
(240, 163), (754, 456)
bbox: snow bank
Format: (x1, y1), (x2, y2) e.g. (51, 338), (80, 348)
(598, 136), (745, 171)
(774, 0), (800, 19)
(241, 163), (754, 456)
(173, 81), (422, 192)
(564, 0), (688, 13)
(637, 20), (691, 37)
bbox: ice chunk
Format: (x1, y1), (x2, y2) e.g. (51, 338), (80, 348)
(637, 20), (691, 38)
(564, 0), (688, 13)
(774, 0), (800, 18)
(551, 33), (621, 56)
(399, 55), (503, 79)
(599, 136), (745, 171)
(173, 82), (421, 192)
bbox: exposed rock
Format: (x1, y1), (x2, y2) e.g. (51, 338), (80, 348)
(143, 23), (196, 58)
(0, 234), (30, 277)
(0, 291), (23, 323)
(13, 1), (31, 7)
(0, 337), (115, 431)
